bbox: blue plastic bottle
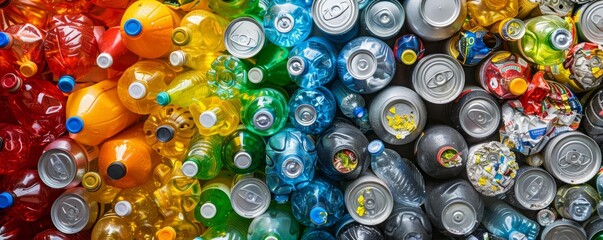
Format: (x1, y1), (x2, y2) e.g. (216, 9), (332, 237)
(287, 37), (338, 88)
(393, 34), (425, 65)
(265, 128), (317, 203)
(368, 140), (425, 207)
(481, 200), (540, 240)
(287, 87), (336, 135)
(301, 228), (336, 240)
(291, 178), (345, 227)
(330, 79), (371, 132)
(263, 0), (312, 47)
(247, 206), (301, 240)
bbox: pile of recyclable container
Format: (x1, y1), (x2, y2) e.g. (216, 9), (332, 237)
(2, 0), (603, 239)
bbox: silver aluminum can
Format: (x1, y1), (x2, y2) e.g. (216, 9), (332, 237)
(425, 179), (484, 236)
(541, 219), (587, 240)
(414, 125), (468, 180)
(412, 54), (465, 104)
(312, 0), (359, 41)
(543, 131), (601, 184)
(504, 166), (556, 210)
(224, 16), (265, 59)
(466, 141), (519, 197)
(230, 172), (271, 219)
(369, 86), (427, 145)
(38, 137), (99, 189)
(532, 0), (575, 17)
(584, 99), (603, 135)
(344, 171), (393, 226)
(361, 0), (404, 39)
(403, 0), (467, 41)
(382, 205), (432, 240)
(575, 1), (603, 45)
(51, 187), (104, 234)
(450, 87), (501, 143)
(583, 216), (603, 240)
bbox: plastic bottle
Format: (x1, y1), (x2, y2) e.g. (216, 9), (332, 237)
(0, 0), (50, 30)
(169, 50), (221, 73)
(0, 123), (32, 175)
(209, 0), (263, 18)
(189, 96), (242, 136)
(90, 211), (134, 240)
(43, 0), (89, 15)
(478, 51), (531, 99)
(66, 80), (140, 146)
(0, 169), (63, 222)
(117, 59), (177, 114)
(90, 0), (135, 9)
(43, 14), (99, 93)
(336, 215), (385, 240)
(265, 128), (317, 203)
(143, 105), (196, 159)
(195, 171), (235, 228)
(467, 0), (519, 27)
(33, 228), (91, 240)
(154, 161), (203, 218)
(316, 121), (370, 181)
(163, 0), (211, 12)
(288, 37), (338, 88)
(207, 55), (253, 100)
(241, 88), (288, 136)
(247, 44), (293, 87)
(481, 200), (540, 240)
(393, 34), (425, 65)
(301, 228), (336, 240)
(0, 23), (45, 78)
(291, 178), (345, 227)
(337, 37), (395, 94)
(181, 134), (224, 180)
(0, 214), (53, 240)
(222, 128), (266, 174)
(157, 214), (202, 240)
(196, 214), (251, 240)
(247, 206), (301, 240)
(263, 0), (312, 47)
(288, 86), (336, 135)
(113, 184), (161, 240)
(330, 80), (370, 129)
(120, 0), (182, 59)
(382, 205), (432, 240)
(368, 140), (425, 207)
(156, 70), (211, 108)
(82, 172), (121, 205)
(555, 184), (599, 222)
(96, 26), (139, 71)
(171, 10), (229, 53)
(509, 15), (573, 66)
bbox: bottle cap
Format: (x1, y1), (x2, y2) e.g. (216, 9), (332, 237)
(96, 53), (114, 69)
(58, 75), (75, 93)
(82, 172), (101, 192)
(19, 60), (38, 78)
(0, 192), (14, 209)
(310, 206), (328, 225)
(156, 227), (177, 240)
(294, 104), (317, 126)
(353, 107), (366, 118)
(199, 111), (218, 128)
(234, 151), (252, 169)
(550, 29), (572, 51)
(282, 157), (304, 178)
(181, 161), (199, 177)
(401, 49), (417, 65)
(65, 116), (84, 134)
(248, 67), (264, 84)
(253, 109), (274, 130)
(509, 78), (528, 96)
(114, 201), (133, 217)
(124, 18), (143, 37)
(287, 56), (306, 76)
(156, 125), (175, 143)
(128, 82), (148, 100)
(107, 162), (127, 180)
(200, 203), (217, 219)
(169, 50), (186, 67)
(171, 27), (191, 46)
(0, 32), (10, 48)
(1, 73), (22, 93)
(368, 140), (384, 155)
(510, 231), (527, 240)
(156, 92), (171, 106)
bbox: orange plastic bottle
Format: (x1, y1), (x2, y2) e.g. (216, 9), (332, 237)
(0, 23), (45, 78)
(65, 80), (140, 146)
(43, 0), (89, 15)
(467, 0), (519, 27)
(120, 0), (183, 59)
(0, 0), (50, 29)
(144, 105), (197, 159)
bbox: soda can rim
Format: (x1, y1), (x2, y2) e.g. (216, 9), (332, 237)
(230, 177), (271, 219)
(543, 131), (602, 184)
(224, 17), (265, 59)
(412, 54), (465, 104)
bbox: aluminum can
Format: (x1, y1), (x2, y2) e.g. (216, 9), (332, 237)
(38, 137), (99, 189)
(541, 219), (587, 240)
(574, 1), (603, 45)
(224, 16), (265, 59)
(412, 54), (465, 104)
(504, 166), (556, 210)
(554, 184), (599, 222)
(425, 179), (484, 237)
(543, 131), (602, 184)
(466, 141), (519, 197)
(382, 205), (432, 240)
(344, 171), (393, 226)
(335, 214), (385, 240)
(537, 208), (558, 227)
(583, 216), (603, 240)
(450, 87), (501, 143)
(360, 0), (404, 39)
(369, 86), (426, 145)
(312, 0), (360, 43)
(230, 172), (271, 219)
(531, 0), (575, 17)
(414, 125), (468, 180)
(51, 187), (105, 234)
(403, 0), (467, 41)
(490, 18), (526, 42)
(317, 121), (369, 181)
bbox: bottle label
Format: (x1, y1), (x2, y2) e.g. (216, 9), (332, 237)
(333, 149), (358, 173)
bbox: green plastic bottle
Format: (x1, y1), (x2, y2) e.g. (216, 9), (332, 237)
(195, 214), (252, 240)
(222, 127), (266, 174)
(194, 171), (235, 228)
(240, 88), (288, 136)
(509, 15), (573, 66)
(156, 70), (212, 108)
(208, 0), (264, 18)
(182, 133), (225, 180)
(247, 44), (294, 87)
(247, 205), (301, 240)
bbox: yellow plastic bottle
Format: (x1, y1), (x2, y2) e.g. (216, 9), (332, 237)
(156, 70), (212, 108)
(117, 59), (178, 115)
(157, 214), (202, 240)
(516, 0), (539, 19)
(467, 0), (519, 27)
(153, 161), (203, 218)
(91, 211), (134, 240)
(113, 183), (162, 240)
(120, 0), (183, 59)
(171, 10), (229, 53)
(143, 105), (197, 159)
(82, 172), (121, 205)
(169, 50), (222, 73)
(189, 96), (242, 136)
(65, 80), (141, 146)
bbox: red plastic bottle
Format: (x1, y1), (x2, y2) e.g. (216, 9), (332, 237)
(96, 27), (139, 72)
(0, 123), (33, 175)
(0, 23), (46, 78)
(0, 169), (63, 222)
(43, 14), (99, 93)
(0, 96), (18, 124)
(0, 213), (54, 239)
(0, 0), (51, 30)
(1, 73), (66, 146)
(33, 228), (91, 240)
(86, 4), (125, 27)
(44, 0), (90, 15)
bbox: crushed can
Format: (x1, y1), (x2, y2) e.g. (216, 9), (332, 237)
(541, 42), (603, 93)
(530, 0), (575, 17)
(446, 25), (502, 67)
(466, 141), (519, 197)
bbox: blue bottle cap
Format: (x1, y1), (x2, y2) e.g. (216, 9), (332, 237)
(156, 92), (171, 106)
(0, 192), (14, 209)
(65, 116), (84, 134)
(0, 32), (10, 48)
(310, 206), (328, 225)
(57, 75), (75, 93)
(353, 107), (366, 118)
(368, 140), (384, 155)
(124, 18), (143, 37)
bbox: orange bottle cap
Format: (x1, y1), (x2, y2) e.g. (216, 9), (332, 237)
(19, 61), (38, 78)
(509, 78), (528, 96)
(156, 227), (176, 240)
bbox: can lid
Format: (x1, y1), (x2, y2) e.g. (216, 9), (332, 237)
(412, 54), (464, 104)
(344, 175), (393, 225)
(19, 60), (38, 78)
(500, 18), (526, 41)
(312, 0), (359, 35)
(287, 56), (307, 76)
(156, 227), (177, 240)
(419, 0), (461, 28)
(441, 200), (477, 235)
(541, 220), (587, 240)
(0, 32), (10, 48)
(346, 49), (377, 80)
(114, 200), (133, 217)
(1, 73), (22, 93)
(509, 78), (528, 96)
(0, 192), (13, 209)
(199, 111), (218, 128)
(231, 177), (271, 218)
(200, 202), (217, 219)
(224, 17), (265, 59)
(66, 116), (84, 134)
(579, 1), (603, 45)
(549, 29), (573, 51)
(368, 140), (384, 155)
(169, 50), (186, 67)
(38, 149), (77, 189)
(295, 104), (317, 126)
(310, 206), (328, 225)
(96, 53), (113, 69)
(171, 27), (191, 46)
(156, 125), (175, 143)
(543, 132), (601, 184)
(156, 92), (171, 106)
(569, 197), (594, 221)
(282, 157), (304, 178)
(248, 67), (264, 84)
(458, 92), (500, 139)
(363, 0), (405, 39)
(58, 75), (75, 93)
(107, 162), (127, 180)
(513, 167), (556, 210)
(51, 191), (90, 234)
(234, 151), (253, 169)
(182, 161), (200, 177)
(128, 82), (148, 100)
(123, 18), (143, 37)
(253, 109), (274, 131)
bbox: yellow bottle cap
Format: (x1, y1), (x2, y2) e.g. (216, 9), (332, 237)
(509, 78), (528, 96)
(82, 172), (101, 192)
(400, 49), (417, 65)
(171, 27), (191, 46)
(156, 227), (177, 240)
(19, 61), (38, 78)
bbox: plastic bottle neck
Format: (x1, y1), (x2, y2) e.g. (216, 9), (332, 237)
(172, 27), (192, 46)
(199, 108), (223, 128)
(287, 56), (307, 77)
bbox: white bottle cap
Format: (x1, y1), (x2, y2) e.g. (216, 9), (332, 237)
(181, 161), (199, 177)
(169, 50), (186, 67)
(114, 201), (133, 217)
(199, 111), (218, 128)
(247, 68), (264, 84)
(200, 203), (217, 219)
(96, 53), (113, 69)
(128, 82), (148, 100)
(234, 151), (252, 169)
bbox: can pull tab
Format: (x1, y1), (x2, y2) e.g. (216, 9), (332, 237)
(356, 188), (377, 217)
(61, 202), (81, 224)
(322, 1), (350, 21)
(592, 14), (603, 31)
(50, 155), (68, 180)
(372, 8), (395, 28)
(238, 186), (264, 206)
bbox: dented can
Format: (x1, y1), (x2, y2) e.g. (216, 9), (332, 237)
(531, 0), (575, 17)
(344, 171), (394, 226)
(466, 141), (519, 197)
(450, 87), (501, 143)
(543, 131), (601, 184)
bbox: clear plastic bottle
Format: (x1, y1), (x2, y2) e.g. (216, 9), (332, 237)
(509, 15), (573, 66)
(288, 37), (338, 88)
(171, 10), (229, 53)
(263, 0), (312, 47)
(82, 172), (121, 205)
(222, 127), (266, 174)
(0, 23), (45, 78)
(368, 140), (425, 207)
(207, 55), (252, 100)
(90, 211), (134, 240)
(467, 0), (519, 27)
(330, 80), (371, 132)
(181, 133), (224, 180)
(291, 178), (345, 227)
(113, 184), (161, 240)
(189, 96), (242, 136)
(247, 206), (301, 240)
(481, 200), (540, 240)
(554, 184), (599, 222)
(143, 105), (196, 158)
(195, 171), (235, 228)
(156, 70), (211, 108)
(288, 86), (336, 135)
(241, 88), (289, 136)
